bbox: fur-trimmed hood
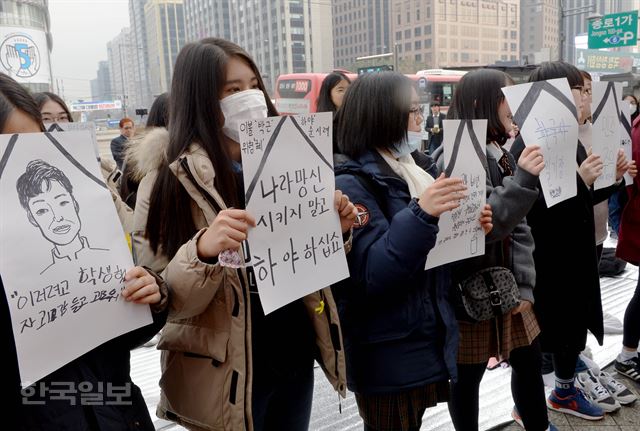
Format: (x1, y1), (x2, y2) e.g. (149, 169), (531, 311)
(124, 127), (169, 182)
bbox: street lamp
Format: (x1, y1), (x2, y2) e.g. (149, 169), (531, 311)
(558, 2), (600, 62)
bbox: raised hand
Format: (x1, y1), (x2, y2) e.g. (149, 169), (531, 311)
(334, 190), (358, 234)
(418, 173), (467, 217)
(517, 145), (545, 176)
(197, 209), (256, 259)
(578, 153), (603, 186)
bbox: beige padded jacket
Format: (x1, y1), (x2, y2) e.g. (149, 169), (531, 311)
(131, 129), (346, 431)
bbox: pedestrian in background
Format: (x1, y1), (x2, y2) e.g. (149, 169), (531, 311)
(317, 71), (351, 114)
(425, 101), (445, 155)
(111, 117), (135, 170)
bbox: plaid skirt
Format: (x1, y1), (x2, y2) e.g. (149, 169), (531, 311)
(355, 381), (450, 431)
(457, 307), (540, 364)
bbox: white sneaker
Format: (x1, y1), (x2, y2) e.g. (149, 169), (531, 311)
(576, 370), (621, 412)
(597, 370), (638, 406)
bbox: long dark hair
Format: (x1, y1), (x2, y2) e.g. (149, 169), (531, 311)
(33, 91), (73, 122)
(447, 69), (514, 145)
(145, 38), (277, 258)
(335, 72), (413, 159)
(317, 71), (351, 113)
(146, 92), (169, 128)
(0, 74), (44, 132)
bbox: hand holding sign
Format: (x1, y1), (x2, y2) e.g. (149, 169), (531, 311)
(627, 160), (638, 179)
(479, 204), (493, 235)
(419, 174), (467, 217)
(615, 149), (630, 182)
(121, 267), (161, 305)
(578, 152), (604, 186)
(197, 209), (257, 259)
(334, 190), (358, 233)
(518, 145), (545, 176)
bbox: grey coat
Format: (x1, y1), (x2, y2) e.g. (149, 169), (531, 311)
(432, 144), (539, 303)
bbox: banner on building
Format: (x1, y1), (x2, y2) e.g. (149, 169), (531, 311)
(0, 28), (51, 85)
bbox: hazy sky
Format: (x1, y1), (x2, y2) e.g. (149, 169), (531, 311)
(48, 0), (130, 101)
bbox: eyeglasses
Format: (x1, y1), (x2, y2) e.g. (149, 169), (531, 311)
(409, 105), (424, 117)
(42, 114), (70, 123)
(571, 86), (591, 96)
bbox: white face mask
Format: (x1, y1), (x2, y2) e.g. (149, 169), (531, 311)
(631, 103), (638, 115)
(390, 131), (423, 158)
(220, 89), (268, 142)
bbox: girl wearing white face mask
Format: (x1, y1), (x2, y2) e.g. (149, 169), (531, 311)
(333, 72), (493, 431)
(133, 38), (357, 431)
(623, 94), (639, 123)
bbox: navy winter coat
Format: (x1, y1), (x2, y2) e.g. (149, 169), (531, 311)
(333, 150), (458, 395)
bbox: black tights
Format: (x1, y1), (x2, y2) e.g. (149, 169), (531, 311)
(623, 275), (640, 350)
(551, 349), (579, 381)
(364, 425), (419, 431)
(448, 340), (548, 431)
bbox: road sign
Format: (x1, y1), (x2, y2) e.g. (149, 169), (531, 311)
(575, 48), (640, 74)
(357, 65), (394, 75)
(588, 11), (638, 49)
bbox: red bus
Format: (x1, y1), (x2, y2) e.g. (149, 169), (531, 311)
(274, 69), (466, 115)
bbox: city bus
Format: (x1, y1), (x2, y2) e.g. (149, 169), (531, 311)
(274, 69), (466, 115)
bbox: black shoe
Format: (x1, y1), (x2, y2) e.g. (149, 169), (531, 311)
(615, 356), (640, 382)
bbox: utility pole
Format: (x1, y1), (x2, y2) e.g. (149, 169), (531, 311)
(558, 1), (600, 62)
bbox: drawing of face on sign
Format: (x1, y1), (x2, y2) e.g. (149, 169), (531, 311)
(16, 160), (108, 275)
(0, 130), (149, 388)
(502, 78), (579, 207)
(590, 81), (623, 190)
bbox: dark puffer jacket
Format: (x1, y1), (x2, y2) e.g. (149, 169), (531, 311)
(333, 150), (458, 395)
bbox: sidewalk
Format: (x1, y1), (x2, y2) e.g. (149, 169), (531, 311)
(495, 363), (640, 431)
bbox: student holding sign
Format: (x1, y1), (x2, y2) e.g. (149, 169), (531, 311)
(133, 39), (357, 431)
(0, 74), (169, 430)
(437, 69), (552, 431)
(333, 72), (492, 431)
(510, 62), (630, 421)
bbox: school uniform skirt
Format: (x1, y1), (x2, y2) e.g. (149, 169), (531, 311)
(457, 307), (540, 364)
(355, 381), (450, 431)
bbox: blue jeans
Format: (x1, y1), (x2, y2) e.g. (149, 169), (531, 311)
(251, 357), (315, 431)
(608, 190), (628, 235)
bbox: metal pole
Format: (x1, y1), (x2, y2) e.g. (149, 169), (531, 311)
(559, 1), (564, 62)
(119, 43), (126, 117)
(394, 43), (399, 72)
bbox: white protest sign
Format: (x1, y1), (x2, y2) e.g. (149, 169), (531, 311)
(240, 113), (349, 314)
(426, 120), (487, 269)
(0, 131), (151, 387)
(591, 81), (622, 190)
(503, 78), (578, 207)
(46, 122), (99, 160)
(620, 100), (633, 185)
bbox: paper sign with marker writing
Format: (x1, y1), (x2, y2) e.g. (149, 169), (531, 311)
(0, 131), (151, 387)
(591, 81), (622, 190)
(426, 120), (487, 270)
(620, 100), (633, 185)
(46, 122), (100, 159)
(239, 113), (349, 314)
(503, 78), (578, 207)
